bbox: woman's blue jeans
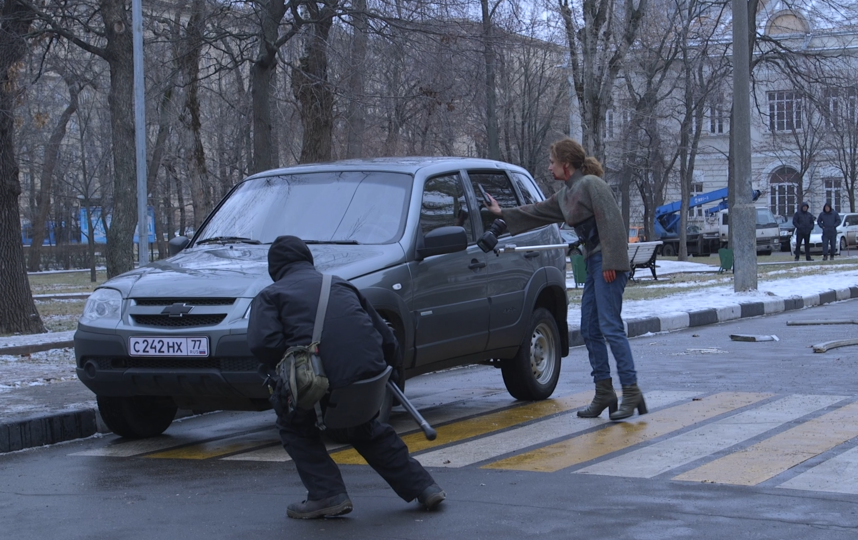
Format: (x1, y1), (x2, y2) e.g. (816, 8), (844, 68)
(580, 251), (637, 386)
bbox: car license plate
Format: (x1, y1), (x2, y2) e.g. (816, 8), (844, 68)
(129, 336), (209, 357)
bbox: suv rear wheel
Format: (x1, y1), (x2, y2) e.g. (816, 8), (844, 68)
(97, 395), (177, 439)
(501, 308), (561, 401)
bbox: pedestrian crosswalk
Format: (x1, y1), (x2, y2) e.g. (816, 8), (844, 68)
(70, 390), (858, 496)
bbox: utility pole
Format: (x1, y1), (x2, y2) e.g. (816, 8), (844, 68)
(731, 0), (757, 291)
(133, 0), (149, 266)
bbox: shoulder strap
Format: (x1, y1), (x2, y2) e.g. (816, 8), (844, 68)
(311, 274), (332, 430)
(312, 274), (332, 344)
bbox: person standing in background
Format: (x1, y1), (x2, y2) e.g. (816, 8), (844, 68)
(792, 203), (814, 262)
(817, 203), (840, 261)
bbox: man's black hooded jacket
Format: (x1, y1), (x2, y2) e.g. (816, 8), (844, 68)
(247, 235), (396, 389)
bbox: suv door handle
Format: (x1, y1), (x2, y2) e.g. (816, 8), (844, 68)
(468, 259), (486, 270)
(523, 251), (540, 259)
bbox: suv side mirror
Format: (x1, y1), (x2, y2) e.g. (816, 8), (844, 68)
(168, 236), (190, 256)
(416, 226), (468, 259)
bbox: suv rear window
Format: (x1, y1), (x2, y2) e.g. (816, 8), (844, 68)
(195, 172), (412, 245)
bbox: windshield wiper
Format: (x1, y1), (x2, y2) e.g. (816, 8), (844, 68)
(196, 236), (261, 245)
(303, 239), (360, 245)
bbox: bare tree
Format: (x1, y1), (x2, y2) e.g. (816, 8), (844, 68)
(27, 72), (80, 271)
(559, 0), (648, 162)
(343, 0), (367, 158)
(292, 1), (338, 163)
(0, 0), (45, 334)
(34, 1), (140, 277)
(822, 82), (858, 212)
(176, 0), (212, 227)
(481, 0), (501, 160)
(249, 0), (305, 172)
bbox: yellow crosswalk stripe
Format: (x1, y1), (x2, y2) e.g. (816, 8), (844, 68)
(145, 431), (279, 460)
(329, 391), (595, 465)
(483, 392), (771, 473)
(674, 400), (858, 486)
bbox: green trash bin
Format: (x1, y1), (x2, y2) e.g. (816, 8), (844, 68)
(718, 248), (733, 273)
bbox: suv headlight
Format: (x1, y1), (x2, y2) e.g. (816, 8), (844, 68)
(81, 288), (122, 323)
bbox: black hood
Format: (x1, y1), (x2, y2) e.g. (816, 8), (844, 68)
(801, 203), (809, 211)
(268, 235), (314, 281)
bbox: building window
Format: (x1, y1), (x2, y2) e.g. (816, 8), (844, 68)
(824, 178), (842, 212)
(769, 166), (799, 218)
(688, 183), (703, 218)
(768, 91), (802, 132)
(605, 110), (614, 140)
(824, 87), (857, 127)
(605, 108), (633, 140)
(709, 105), (725, 134)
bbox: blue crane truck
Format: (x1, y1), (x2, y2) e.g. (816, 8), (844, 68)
(654, 188), (780, 257)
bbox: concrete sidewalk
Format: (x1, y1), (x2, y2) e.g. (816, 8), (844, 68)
(2, 285), (858, 454)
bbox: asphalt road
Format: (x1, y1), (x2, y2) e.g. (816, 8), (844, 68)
(2, 299), (857, 539)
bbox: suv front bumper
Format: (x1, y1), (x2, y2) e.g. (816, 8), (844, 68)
(74, 328), (270, 409)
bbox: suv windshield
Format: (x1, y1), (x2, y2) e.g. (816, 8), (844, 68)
(195, 171), (412, 245)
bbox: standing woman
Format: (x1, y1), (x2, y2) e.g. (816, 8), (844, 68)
(485, 138), (646, 420)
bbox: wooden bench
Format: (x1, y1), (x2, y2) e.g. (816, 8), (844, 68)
(628, 241), (663, 281)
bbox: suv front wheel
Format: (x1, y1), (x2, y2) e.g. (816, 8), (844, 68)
(97, 395), (178, 439)
(501, 308), (561, 401)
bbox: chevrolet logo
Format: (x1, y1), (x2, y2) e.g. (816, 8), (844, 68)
(161, 303), (193, 317)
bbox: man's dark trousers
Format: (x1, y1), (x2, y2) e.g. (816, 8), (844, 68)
(822, 231), (837, 258)
(795, 231), (812, 260)
(277, 406), (434, 501)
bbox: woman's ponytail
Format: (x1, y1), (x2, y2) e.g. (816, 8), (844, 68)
(581, 156), (604, 178)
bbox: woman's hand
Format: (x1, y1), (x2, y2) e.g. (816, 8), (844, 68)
(603, 269), (616, 283)
(485, 194), (502, 216)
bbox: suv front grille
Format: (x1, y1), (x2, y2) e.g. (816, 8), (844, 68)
(131, 314), (227, 327)
(133, 298), (236, 306)
(88, 356), (260, 372)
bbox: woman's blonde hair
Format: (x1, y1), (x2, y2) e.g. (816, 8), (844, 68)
(550, 138), (604, 178)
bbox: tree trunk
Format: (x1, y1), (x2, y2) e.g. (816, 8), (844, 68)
(250, 0), (287, 174)
(148, 83), (174, 259)
(481, 0), (500, 160)
(292, 2), (335, 164)
(179, 0), (211, 229)
(344, 0), (367, 159)
(28, 80), (79, 271)
(0, 0), (45, 334)
(100, 0), (137, 278)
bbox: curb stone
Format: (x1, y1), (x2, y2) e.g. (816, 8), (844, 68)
(2, 286), (857, 453)
(0, 409), (101, 454)
(567, 286), (858, 348)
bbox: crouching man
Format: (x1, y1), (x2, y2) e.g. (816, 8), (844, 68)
(247, 235), (444, 519)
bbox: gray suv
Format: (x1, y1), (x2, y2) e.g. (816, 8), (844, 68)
(74, 157), (569, 438)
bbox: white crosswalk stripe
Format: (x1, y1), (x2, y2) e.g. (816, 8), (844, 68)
(778, 446), (858, 495)
(415, 391), (699, 468)
(576, 394), (846, 479)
